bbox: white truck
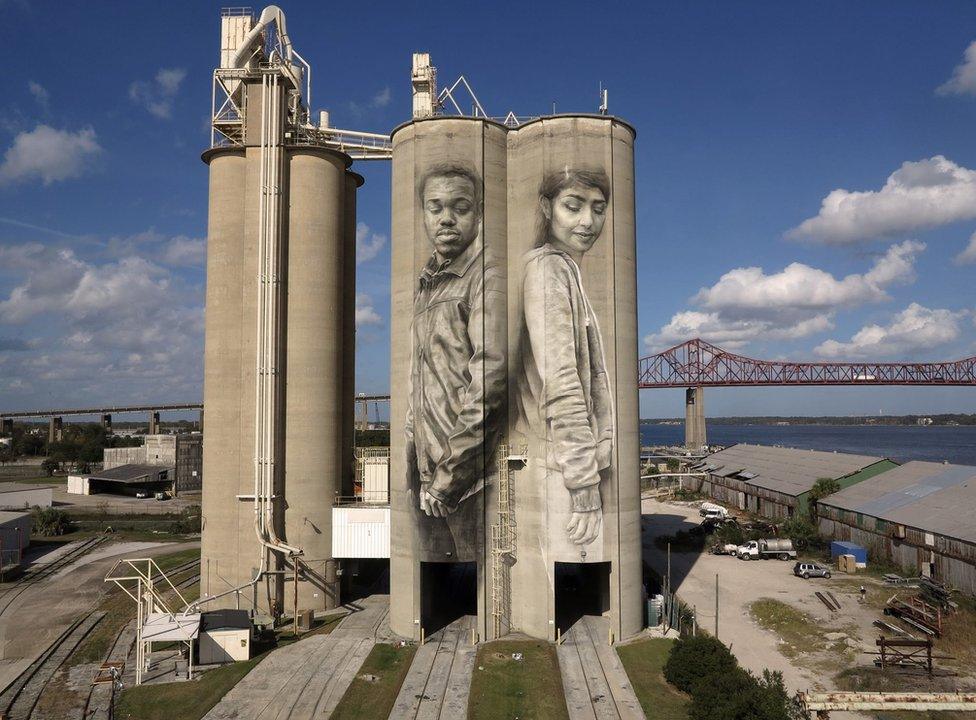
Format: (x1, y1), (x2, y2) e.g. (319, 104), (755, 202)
(736, 538), (796, 561)
(699, 502), (729, 520)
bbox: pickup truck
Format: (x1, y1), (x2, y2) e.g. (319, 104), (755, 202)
(736, 538), (796, 561)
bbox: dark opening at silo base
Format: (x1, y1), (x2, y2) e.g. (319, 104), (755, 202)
(420, 561), (477, 636)
(340, 559), (390, 604)
(555, 561), (611, 637)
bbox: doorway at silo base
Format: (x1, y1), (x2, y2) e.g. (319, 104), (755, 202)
(420, 561), (478, 636)
(555, 561), (611, 638)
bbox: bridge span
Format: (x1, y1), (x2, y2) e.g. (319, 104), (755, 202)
(639, 338), (976, 450)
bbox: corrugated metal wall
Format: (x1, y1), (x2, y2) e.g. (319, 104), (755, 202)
(332, 507), (390, 559)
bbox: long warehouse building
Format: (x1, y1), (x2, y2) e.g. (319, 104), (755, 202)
(817, 461), (976, 593)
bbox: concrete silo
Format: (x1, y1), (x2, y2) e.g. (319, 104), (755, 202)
(389, 112), (641, 643)
(505, 116), (642, 642)
(389, 117), (508, 642)
(200, 7), (358, 616)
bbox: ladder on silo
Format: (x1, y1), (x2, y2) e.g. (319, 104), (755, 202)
(490, 443), (525, 638)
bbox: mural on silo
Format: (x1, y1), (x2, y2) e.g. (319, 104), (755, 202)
(405, 162), (506, 561)
(516, 167), (614, 554)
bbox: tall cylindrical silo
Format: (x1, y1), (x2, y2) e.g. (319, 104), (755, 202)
(200, 145), (282, 613)
(284, 147), (351, 611)
(341, 172), (364, 498)
(389, 118), (508, 642)
(506, 115), (642, 641)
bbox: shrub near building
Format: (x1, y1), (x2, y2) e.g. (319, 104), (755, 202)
(662, 635), (801, 720)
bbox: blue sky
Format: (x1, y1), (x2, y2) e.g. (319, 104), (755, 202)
(1, 1), (975, 419)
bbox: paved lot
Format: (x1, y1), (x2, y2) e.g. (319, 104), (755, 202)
(641, 497), (877, 696)
(51, 485), (199, 514)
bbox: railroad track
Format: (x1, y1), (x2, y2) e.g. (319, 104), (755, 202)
(0, 537), (108, 619)
(0, 611), (106, 720)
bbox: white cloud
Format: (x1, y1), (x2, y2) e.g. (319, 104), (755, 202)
(646, 311), (833, 351)
(954, 231), (976, 265)
(0, 241), (205, 402)
(372, 87), (392, 108)
(815, 304), (967, 359)
(786, 156), (976, 244)
(129, 68), (186, 119)
(937, 41), (976, 97)
(0, 125), (101, 186)
(644, 241), (924, 352)
(355, 293), (382, 326)
(356, 222), (386, 263)
(695, 240), (923, 313)
(161, 236), (206, 267)
(28, 81), (49, 111)
(346, 87), (393, 117)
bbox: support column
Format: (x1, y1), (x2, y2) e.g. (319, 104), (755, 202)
(198, 408), (204, 433)
(0, 418), (12, 437)
(684, 387), (707, 451)
(148, 411), (160, 435)
(101, 414), (112, 435)
(48, 417), (63, 445)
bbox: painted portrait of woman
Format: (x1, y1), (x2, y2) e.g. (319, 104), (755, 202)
(517, 167), (614, 550)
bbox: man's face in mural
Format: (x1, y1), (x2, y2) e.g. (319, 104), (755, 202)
(544, 183), (607, 257)
(422, 175), (481, 261)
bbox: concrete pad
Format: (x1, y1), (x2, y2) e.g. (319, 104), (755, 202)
(388, 616), (476, 720)
(556, 617), (645, 720)
(204, 594), (389, 720)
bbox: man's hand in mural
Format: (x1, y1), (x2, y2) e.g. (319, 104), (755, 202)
(420, 488), (457, 518)
(566, 510), (601, 545)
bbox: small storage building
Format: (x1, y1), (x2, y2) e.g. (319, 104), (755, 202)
(694, 444), (896, 520)
(69, 464), (174, 496)
(0, 483), (53, 510)
(197, 609), (251, 664)
(0, 510), (31, 571)
(817, 461), (976, 592)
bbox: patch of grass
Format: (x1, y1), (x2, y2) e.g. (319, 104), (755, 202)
(114, 654), (263, 720)
(749, 598), (830, 658)
(468, 639), (569, 720)
(331, 643), (417, 720)
(617, 638), (689, 719)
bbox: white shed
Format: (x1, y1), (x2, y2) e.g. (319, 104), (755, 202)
(198, 609), (251, 664)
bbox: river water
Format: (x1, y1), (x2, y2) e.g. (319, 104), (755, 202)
(639, 423), (976, 465)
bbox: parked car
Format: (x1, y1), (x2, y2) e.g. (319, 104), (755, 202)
(736, 538), (796, 561)
(699, 502), (729, 520)
(154, 491), (169, 501)
(135, 491), (150, 499)
(794, 562), (831, 579)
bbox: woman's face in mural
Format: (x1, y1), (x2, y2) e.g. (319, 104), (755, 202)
(422, 175), (481, 260)
(545, 183), (608, 257)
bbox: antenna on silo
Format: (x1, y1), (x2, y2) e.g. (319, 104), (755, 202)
(599, 82), (609, 115)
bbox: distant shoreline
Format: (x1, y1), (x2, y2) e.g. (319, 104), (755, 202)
(640, 414), (976, 427)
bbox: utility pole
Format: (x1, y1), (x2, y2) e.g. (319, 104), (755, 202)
(715, 573), (719, 638)
(293, 558), (300, 636)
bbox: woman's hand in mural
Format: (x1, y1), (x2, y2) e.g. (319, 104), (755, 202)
(421, 489), (457, 518)
(566, 510), (601, 545)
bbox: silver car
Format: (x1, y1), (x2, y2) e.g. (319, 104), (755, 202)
(794, 562), (831, 579)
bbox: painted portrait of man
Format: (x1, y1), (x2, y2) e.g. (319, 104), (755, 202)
(404, 162), (506, 561)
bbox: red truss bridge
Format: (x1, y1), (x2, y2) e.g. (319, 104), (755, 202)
(639, 338), (976, 389)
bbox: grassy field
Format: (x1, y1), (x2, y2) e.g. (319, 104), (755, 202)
(330, 643), (417, 720)
(749, 597), (833, 658)
(617, 638), (689, 720)
(468, 639), (569, 720)
(114, 655), (263, 720)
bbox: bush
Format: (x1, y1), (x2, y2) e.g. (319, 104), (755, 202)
(41, 458), (60, 476)
(663, 635), (737, 694)
(31, 506), (71, 536)
(780, 516), (821, 551)
(688, 668), (799, 720)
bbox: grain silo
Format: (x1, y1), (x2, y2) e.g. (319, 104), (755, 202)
(199, 7), (358, 615)
(505, 116), (642, 642)
(388, 117), (508, 642)
(388, 111), (641, 643)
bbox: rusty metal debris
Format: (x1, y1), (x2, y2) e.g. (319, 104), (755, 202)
(815, 591), (840, 612)
(797, 691), (976, 719)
